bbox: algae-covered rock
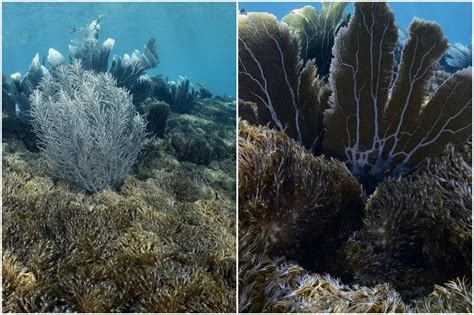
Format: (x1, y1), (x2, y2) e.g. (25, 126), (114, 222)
(165, 99), (235, 166)
(239, 120), (362, 271)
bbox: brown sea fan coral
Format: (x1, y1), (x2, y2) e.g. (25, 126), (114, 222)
(238, 13), (323, 151)
(282, 2), (349, 77)
(323, 2), (472, 188)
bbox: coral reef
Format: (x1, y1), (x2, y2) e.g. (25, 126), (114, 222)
(3, 95), (236, 312)
(196, 82), (213, 99)
(109, 39), (159, 90)
(323, 2), (472, 188)
(238, 2), (471, 312)
(3, 16), (158, 124)
(238, 13), (323, 151)
(239, 226), (471, 313)
(343, 146), (471, 299)
(282, 2), (349, 77)
(7, 54), (50, 123)
(68, 15), (114, 73)
(2, 74), (16, 116)
(29, 61), (147, 193)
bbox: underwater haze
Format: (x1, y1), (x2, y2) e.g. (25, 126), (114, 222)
(239, 2), (472, 45)
(3, 2), (236, 96)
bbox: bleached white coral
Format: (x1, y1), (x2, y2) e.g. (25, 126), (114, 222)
(47, 48), (65, 68)
(29, 61), (148, 193)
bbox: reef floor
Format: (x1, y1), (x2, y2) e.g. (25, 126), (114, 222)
(2, 98), (236, 312)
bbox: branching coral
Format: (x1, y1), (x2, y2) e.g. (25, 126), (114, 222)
(239, 220), (471, 313)
(238, 13), (323, 151)
(413, 277), (472, 313)
(282, 2), (349, 77)
(29, 61), (147, 193)
(323, 2), (472, 188)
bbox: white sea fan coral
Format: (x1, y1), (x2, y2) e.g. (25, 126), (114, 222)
(30, 60), (148, 193)
(47, 48), (65, 68)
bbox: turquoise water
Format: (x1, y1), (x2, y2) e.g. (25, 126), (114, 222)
(3, 2), (236, 97)
(239, 2), (472, 45)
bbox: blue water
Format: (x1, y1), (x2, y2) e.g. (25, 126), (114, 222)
(239, 2), (472, 45)
(3, 2), (236, 97)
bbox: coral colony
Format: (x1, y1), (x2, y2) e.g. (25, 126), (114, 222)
(238, 2), (471, 312)
(2, 16), (236, 312)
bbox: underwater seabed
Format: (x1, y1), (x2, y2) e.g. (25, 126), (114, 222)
(2, 97), (237, 312)
(238, 2), (471, 313)
(2, 15), (237, 312)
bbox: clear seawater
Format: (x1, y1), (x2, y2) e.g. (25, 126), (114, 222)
(239, 2), (472, 45)
(2, 2), (236, 97)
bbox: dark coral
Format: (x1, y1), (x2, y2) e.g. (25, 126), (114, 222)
(238, 12), (324, 152)
(282, 3), (349, 77)
(323, 3), (472, 188)
(148, 75), (197, 114)
(138, 99), (170, 138)
(239, 120), (362, 271)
